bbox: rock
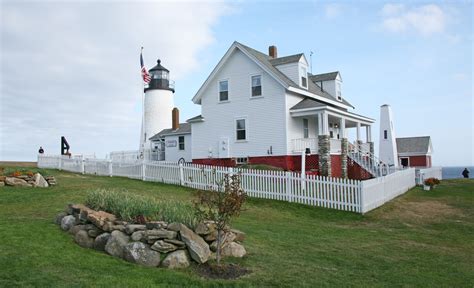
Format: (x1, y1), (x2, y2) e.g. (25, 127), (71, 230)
(0, 182), (4, 187)
(195, 221), (216, 235)
(145, 221), (167, 230)
(94, 232), (111, 251)
(161, 250), (190, 269)
(204, 231), (218, 242)
(64, 204), (74, 215)
(69, 225), (86, 235)
(230, 229), (246, 242)
(123, 242), (161, 267)
(18, 175), (29, 180)
(71, 204), (94, 216)
(114, 220), (128, 225)
(5, 177), (31, 187)
(0, 176), (6, 181)
(61, 215), (76, 231)
(88, 211), (117, 229)
(166, 222), (182, 232)
(179, 224), (211, 264)
(105, 230), (130, 258)
(54, 212), (68, 225)
(210, 232), (236, 252)
(88, 228), (102, 238)
(32, 173), (49, 188)
(146, 229), (177, 240)
(125, 224), (146, 235)
(221, 242), (246, 258)
(151, 240), (177, 253)
(131, 231), (146, 242)
(74, 230), (94, 248)
(163, 239), (186, 249)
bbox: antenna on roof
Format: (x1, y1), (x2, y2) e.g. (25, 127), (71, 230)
(309, 51), (314, 74)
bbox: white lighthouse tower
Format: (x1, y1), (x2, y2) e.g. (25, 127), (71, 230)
(379, 104), (398, 167)
(140, 59), (175, 150)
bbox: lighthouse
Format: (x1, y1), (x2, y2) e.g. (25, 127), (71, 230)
(378, 104), (398, 167)
(140, 59), (175, 150)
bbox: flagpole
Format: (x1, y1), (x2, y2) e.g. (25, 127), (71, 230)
(140, 47), (145, 152)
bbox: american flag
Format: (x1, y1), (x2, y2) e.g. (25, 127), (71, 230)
(140, 49), (151, 84)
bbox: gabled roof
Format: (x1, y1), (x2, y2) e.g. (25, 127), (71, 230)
(396, 136), (432, 154)
(186, 115), (204, 123)
(192, 41), (353, 109)
(310, 71), (340, 82)
(269, 53), (304, 66)
(149, 123), (191, 140)
(290, 98), (327, 110)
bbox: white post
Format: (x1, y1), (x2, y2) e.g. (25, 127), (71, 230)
(366, 125), (372, 142)
(58, 156), (62, 170)
(359, 181), (364, 214)
(340, 117), (346, 138)
(301, 151), (306, 192)
(142, 159), (146, 181)
(322, 112), (329, 135)
(317, 113), (323, 136)
(179, 163), (184, 186)
(356, 122), (361, 142)
(81, 156), (85, 174)
(108, 160), (113, 177)
(286, 171), (293, 202)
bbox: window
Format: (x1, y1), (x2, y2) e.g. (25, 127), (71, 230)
(330, 131), (334, 138)
(337, 82), (342, 101)
(303, 119), (309, 138)
(236, 119), (246, 140)
(219, 80), (228, 102)
(301, 67), (307, 88)
(178, 136), (185, 150)
(384, 130), (388, 139)
(236, 157), (248, 164)
(251, 75), (262, 97)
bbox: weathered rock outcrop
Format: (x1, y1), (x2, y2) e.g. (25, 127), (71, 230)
(179, 224), (211, 264)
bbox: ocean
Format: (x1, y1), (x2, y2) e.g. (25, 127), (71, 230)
(442, 166), (474, 179)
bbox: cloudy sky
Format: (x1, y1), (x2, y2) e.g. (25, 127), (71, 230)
(1, 1), (472, 166)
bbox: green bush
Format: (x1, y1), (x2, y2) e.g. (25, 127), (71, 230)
(85, 189), (199, 228)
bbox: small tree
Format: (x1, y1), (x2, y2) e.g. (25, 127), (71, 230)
(194, 172), (246, 266)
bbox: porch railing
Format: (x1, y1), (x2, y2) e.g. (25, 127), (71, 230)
(330, 139), (342, 154)
(292, 138), (318, 153)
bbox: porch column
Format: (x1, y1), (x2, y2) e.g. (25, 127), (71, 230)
(340, 117), (348, 178)
(356, 122), (361, 142)
(318, 111), (331, 177)
(317, 113), (323, 135)
(366, 125), (372, 142)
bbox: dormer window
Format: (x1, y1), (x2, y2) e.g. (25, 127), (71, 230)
(300, 67), (307, 88)
(337, 82), (342, 101)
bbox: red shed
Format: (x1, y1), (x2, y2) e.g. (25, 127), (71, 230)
(396, 136), (433, 168)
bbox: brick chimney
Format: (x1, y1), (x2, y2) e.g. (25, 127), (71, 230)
(269, 45), (277, 59)
(172, 107), (179, 130)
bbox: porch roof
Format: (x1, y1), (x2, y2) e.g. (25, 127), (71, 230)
(149, 123), (191, 141)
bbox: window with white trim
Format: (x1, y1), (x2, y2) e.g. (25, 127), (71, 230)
(236, 119), (246, 141)
(251, 75), (262, 97)
(219, 80), (228, 102)
(303, 119), (309, 138)
(178, 136), (185, 150)
(301, 67), (307, 88)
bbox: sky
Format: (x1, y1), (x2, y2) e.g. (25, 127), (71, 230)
(1, 0), (472, 166)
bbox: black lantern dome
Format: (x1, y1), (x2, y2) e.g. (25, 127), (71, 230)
(145, 59), (175, 93)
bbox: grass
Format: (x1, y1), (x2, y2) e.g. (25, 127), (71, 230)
(0, 166), (473, 287)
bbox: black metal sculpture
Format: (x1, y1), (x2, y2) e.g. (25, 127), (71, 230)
(61, 136), (70, 156)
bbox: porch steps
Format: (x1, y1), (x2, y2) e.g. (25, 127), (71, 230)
(347, 144), (391, 178)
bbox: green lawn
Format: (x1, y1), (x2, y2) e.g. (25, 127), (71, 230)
(1, 167), (473, 287)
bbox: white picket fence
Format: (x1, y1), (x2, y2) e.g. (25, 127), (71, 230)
(415, 167), (443, 185)
(38, 155), (417, 214)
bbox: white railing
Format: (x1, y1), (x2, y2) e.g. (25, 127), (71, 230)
(348, 143), (391, 177)
(360, 168), (415, 213)
(292, 138), (318, 153)
(330, 139), (342, 154)
(38, 155), (418, 214)
(416, 167), (443, 185)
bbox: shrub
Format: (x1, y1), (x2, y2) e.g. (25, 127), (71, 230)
(85, 189), (198, 228)
(424, 178), (440, 187)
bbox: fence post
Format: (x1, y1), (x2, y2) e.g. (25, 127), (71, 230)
(142, 159), (146, 181)
(58, 156), (62, 171)
(81, 156), (85, 174)
(179, 163), (184, 186)
(108, 160), (113, 177)
(359, 181), (364, 214)
(286, 171), (293, 202)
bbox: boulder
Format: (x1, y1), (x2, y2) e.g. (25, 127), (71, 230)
(54, 212), (68, 225)
(0, 181), (5, 187)
(123, 242), (161, 267)
(151, 240), (177, 253)
(87, 228), (102, 238)
(64, 204), (74, 215)
(179, 224), (211, 264)
(5, 177), (31, 187)
(221, 242), (246, 258)
(195, 221), (216, 235)
(71, 204), (94, 216)
(146, 229), (177, 240)
(105, 230), (130, 258)
(32, 173), (49, 188)
(145, 221), (167, 230)
(69, 225), (86, 235)
(166, 222), (182, 232)
(204, 230), (218, 242)
(125, 224), (146, 235)
(131, 231), (146, 242)
(94, 232), (111, 251)
(163, 239), (186, 249)
(210, 232), (236, 252)
(74, 230), (95, 248)
(161, 250), (191, 269)
(230, 229), (246, 242)
(87, 211), (117, 229)
(61, 215), (76, 231)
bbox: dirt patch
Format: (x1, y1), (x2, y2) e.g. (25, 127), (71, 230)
(378, 200), (463, 223)
(196, 263), (251, 280)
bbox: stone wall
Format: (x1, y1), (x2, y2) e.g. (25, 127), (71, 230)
(55, 204), (246, 269)
(0, 173), (55, 187)
(341, 138), (348, 178)
(318, 135), (331, 177)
